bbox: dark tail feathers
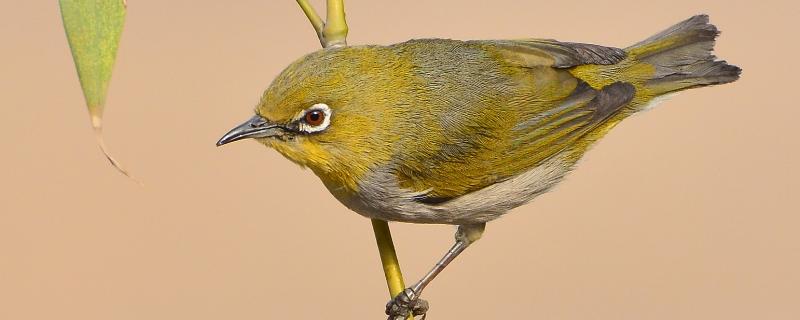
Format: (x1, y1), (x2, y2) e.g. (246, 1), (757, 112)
(627, 15), (741, 95)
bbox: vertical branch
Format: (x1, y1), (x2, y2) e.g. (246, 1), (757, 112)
(293, 1), (407, 318)
(322, 0), (348, 47)
(372, 220), (414, 320)
(371, 219), (408, 297)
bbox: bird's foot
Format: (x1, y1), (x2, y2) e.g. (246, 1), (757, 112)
(385, 287), (429, 320)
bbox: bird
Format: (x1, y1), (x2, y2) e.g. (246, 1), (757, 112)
(217, 14), (740, 319)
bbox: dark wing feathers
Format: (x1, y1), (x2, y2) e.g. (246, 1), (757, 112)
(413, 80), (635, 205)
(481, 39), (627, 68)
(589, 82), (636, 121)
(510, 81), (634, 154)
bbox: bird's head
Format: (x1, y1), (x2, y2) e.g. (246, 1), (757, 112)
(217, 46), (414, 192)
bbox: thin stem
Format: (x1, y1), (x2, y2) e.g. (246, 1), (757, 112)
(371, 219), (407, 297)
(371, 219), (415, 320)
(294, 2), (397, 317)
(295, 0), (347, 48)
(295, 0), (324, 40)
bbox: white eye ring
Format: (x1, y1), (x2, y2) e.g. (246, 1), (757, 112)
(296, 103), (332, 133)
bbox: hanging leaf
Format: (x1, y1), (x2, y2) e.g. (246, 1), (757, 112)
(60, 0), (134, 179)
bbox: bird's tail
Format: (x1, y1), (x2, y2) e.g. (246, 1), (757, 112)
(627, 15), (741, 96)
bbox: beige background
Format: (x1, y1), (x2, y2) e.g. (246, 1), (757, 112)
(1, 0), (798, 319)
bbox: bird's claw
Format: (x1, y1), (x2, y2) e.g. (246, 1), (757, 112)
(385, 287), (429, 319)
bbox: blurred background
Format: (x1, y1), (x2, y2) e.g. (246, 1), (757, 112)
(1, 0), (798, 319)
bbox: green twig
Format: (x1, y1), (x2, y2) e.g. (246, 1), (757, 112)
(294, 1), (405, 317)
(371, 219), (407, 296)
(295, 0), (348, 48)
(371, 219), (414, 320)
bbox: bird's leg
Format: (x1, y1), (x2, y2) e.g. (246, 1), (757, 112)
(385, 223), (486, 320)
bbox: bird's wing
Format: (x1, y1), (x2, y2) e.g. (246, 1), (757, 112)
(398, 77), (636, 204)
(476, 39), (628, 68)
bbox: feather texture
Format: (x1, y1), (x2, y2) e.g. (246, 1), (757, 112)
(254, 15), (740, 224)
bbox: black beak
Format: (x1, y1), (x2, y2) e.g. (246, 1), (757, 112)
(216, 115), (283, 146)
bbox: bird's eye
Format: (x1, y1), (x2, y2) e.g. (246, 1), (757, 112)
(297, 103), (332, 133)
(304, 110), (325, 126)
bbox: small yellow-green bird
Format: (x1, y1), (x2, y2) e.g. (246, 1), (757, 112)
(218, 14), (739, 319)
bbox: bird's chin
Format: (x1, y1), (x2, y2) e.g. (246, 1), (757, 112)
(257, 138), (312, 168)
(256, 137), (287, 153)
(254, 137), (277, 147)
